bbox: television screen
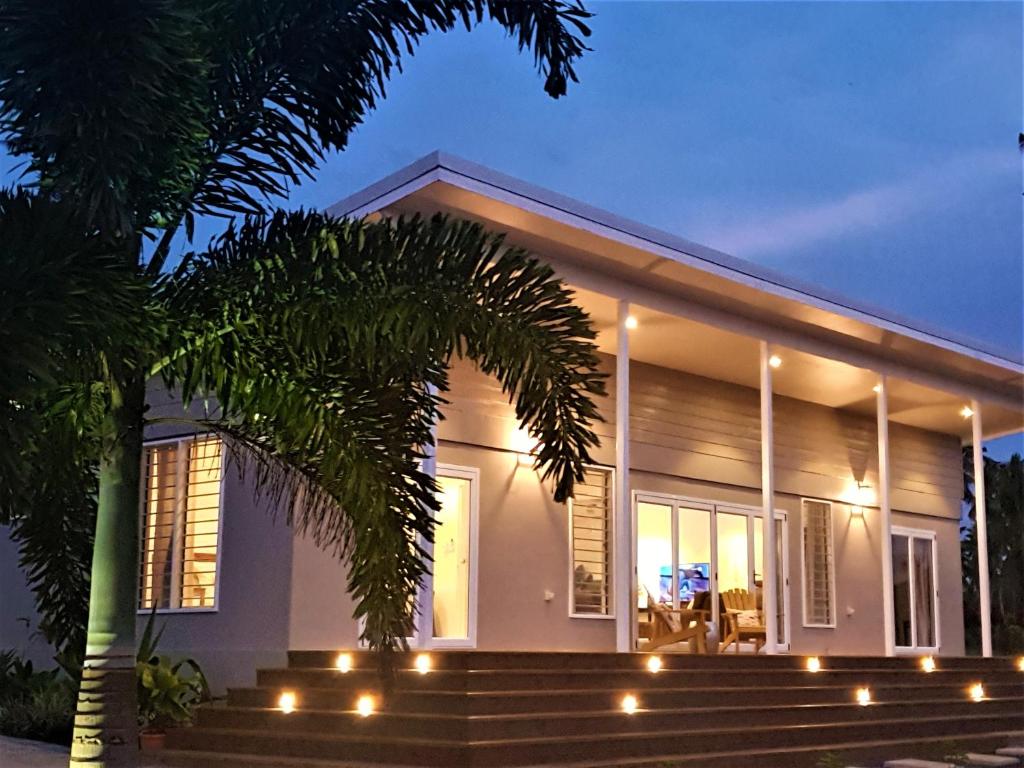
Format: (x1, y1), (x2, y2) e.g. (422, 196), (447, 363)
(658, 563), (711, 603)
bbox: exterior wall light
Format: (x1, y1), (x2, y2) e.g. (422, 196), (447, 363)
(855, 687), (872, 706)
(278, 691), (297, 714)
(414, 653), (432, 675)
(920, 656), (936, 673)
(624, 315), (638, 331)
(806, 657), (821, 673)
(768, 355), (782, 369)
(356, 694), (376, 717)
(646, 656), (662, 673)
(960, 405), (975, 419)
(969, 683), (985, 702)
(852, 483), (872, 517)
(335, 652), (353, 673)
(621, 693), (639, 714)
(511, 427), (538, 467)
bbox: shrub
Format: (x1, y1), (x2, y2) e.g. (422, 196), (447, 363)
(0, 650), (75, 744)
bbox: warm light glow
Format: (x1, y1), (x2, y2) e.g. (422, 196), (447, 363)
(872, 384), (881, 394)
(646, 656), (662, 674)
(920, 656), (936, 673)
(356, 695), (375, 717)
(806, 657), (821, 673)
(960, 405), (975, 419)
(278, 691), (297, 714)
(621, 694), (639, 714)
(768, 354), (782, 369)
(624, 315), (638, 331)
(1017, 657), (1024, 672)
(335, 653), (353, 673)
(511, 427), (538, 466)
(414, 653), (432, 675)
(855, 687), (872, 706)
(969, 683), (985, 702)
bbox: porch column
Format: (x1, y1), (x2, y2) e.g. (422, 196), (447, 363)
(971, 400), (993, 657)
(614, 300), (632, 652)
(416, 392), (439, 648)
(759, 342), (778, 655)
(876, 376), (895, 657)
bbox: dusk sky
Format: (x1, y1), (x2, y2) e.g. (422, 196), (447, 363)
(3, 1), (1021, 455)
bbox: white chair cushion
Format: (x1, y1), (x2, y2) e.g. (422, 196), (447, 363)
(735, 609), (761, 628)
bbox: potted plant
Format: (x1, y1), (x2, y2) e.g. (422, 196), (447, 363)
(136, 612), (210, 751)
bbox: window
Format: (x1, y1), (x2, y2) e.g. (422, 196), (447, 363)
(891, 528), (938, 650)
(139, 436), (224, 611)
(801, 499), (835, 627)
(569, 466), (613, 617)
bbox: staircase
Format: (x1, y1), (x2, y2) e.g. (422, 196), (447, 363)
(163, 651), (1024, 768)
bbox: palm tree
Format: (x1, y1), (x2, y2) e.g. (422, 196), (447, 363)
(0, 2), (600, 764)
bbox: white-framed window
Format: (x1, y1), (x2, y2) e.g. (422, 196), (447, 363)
(138, 435), (224, 612)
(568, 465), (614, 618)
(801, 498), (836, 628)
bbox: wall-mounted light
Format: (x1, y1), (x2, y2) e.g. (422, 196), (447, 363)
(621, 694), (639, 714)
(851, 483), (872, 518)
(511, 427), (538, 467)
(278, 691), (297, 714)
(356, 694), (376, 717)
(960, 405), (975, 419)
(624, 315), (638, 331)
(335, 652), (353, 673)
(855, 687), (872, 706)
(768, 354), (782, 369)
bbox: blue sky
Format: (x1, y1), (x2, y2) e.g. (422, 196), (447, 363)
(4, 1), (1022, 455)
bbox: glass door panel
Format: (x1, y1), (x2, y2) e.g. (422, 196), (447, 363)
(637, 501), (674, 608)
(433, 475), (471, 640)
(678, 507), (712, 606)
(716, 511), (750, 593)
(891, 534), (913, 648)
(912, 538), (936, 648)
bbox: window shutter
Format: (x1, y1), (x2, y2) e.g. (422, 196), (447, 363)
(570, 467), (613, 616)
(802, 500), (835, 626)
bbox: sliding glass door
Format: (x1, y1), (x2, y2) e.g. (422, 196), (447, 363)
(635, 493), (789, 650)
(891, 527), (939, 652)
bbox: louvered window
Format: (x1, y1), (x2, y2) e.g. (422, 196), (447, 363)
(801, 499), (835, 627)
(139, 436), (224, 611)
(569, 466), (614, 617)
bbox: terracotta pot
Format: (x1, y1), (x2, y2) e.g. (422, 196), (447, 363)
(139, 729), (166, 752)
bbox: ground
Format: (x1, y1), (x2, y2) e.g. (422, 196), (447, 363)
(0, 736), (163, 767)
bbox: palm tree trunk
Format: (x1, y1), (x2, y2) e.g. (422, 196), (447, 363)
(70, 373), (145, 767)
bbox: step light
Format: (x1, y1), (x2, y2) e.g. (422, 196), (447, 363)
(805, 657), (821, 673)
(621, 694), (639, 715)
(920, 656), (936, 673)
(968, 683), (985, 703)
(277, 691), (297, 714)
(646, 656), (662, 674)
(356, 694), (376, 717)
(855, 687), (872, 706)
(414, 653), (432, 675)
(1017, 657), (1024, 672)
(335, 652), (353, 673)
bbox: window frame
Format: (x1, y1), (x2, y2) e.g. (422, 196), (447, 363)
(429, 463), (480, 649)
(800, 497), (837, 629)
(567, 464), (616, 620)
(891, 525), (941, 654)
(137, 434), (226, 615)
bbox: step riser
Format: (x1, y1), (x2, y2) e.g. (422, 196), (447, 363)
(258, 667), (1016, 691)
(227, 683), (1024, 714)
(167, 715), (1024, 767)
(197, 699), (1024, 741)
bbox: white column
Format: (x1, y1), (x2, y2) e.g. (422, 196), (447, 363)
(416, 393), (439, 648)
(971, 400), (992, 657)
(614, 300), (632, 652)
(759, 342), (778, 655)
(877, 376), (895, 657)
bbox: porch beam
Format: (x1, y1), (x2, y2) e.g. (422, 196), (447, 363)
(615, 300), (632, 652)
(759, 342), (778, 655)
(971, 400), (993, 657)
(877, 376), (895, 657)
(416, 390), (438, 648)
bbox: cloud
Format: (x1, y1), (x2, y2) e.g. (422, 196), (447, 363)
(690, 149), (1012, 258)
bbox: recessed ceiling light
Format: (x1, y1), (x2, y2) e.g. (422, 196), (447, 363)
(960, 405), (974, 419)
(768, 355), (782, 369)
(624, 315), (638, 330)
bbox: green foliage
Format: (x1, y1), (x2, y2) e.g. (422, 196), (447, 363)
(135, 611), (211, 730)
(0, 0), (599, 667)
(814, 752), (847, 768)
(961, 451), (1024, 654)
(0, 651), (76, 745)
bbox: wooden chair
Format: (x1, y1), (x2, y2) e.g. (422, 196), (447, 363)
(639, 587), (711, 653)
(719, 588), (767, 654)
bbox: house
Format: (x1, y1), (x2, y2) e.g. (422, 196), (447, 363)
(2, 152), (1021, 694)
